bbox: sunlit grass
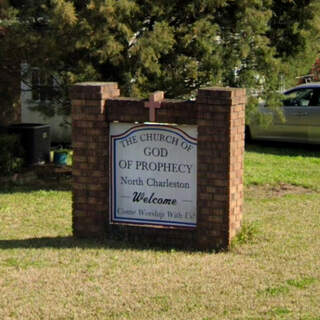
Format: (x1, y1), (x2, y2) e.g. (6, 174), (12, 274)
(245, 143), (320, 190)
(0, 144), (319, 319)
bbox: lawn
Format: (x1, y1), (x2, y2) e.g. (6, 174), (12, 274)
(0, 143), (320, 320)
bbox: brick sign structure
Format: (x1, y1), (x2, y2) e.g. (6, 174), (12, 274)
(70, 82), (245, 250)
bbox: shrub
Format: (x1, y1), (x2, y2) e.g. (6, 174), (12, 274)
(231, 221), (260, 248)
(0, 134), (24, 175)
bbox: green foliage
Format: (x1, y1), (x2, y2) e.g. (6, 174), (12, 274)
(231, 221), (260, 247)
(268, 0), (320, 87)
(262, 285), (290, 297)
(1, 0), (320, 122)
(286, 277), (316, 289)
(0, 134), (24, 175)
(268, 307), (291, 317)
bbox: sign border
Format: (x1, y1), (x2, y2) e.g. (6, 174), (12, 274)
(109, 123), (197, 228)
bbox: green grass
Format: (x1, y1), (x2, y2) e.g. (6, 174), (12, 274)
(245, 143), (320, 190)
(0, 143), (320, 319)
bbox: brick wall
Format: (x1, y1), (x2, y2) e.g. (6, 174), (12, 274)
(70, 82), (246, 250)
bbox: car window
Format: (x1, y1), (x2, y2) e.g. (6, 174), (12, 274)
(283, 88), (314, 107)
(309, 88), (320, 106)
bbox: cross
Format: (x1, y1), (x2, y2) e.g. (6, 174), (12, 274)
(144, 91), (164, 122)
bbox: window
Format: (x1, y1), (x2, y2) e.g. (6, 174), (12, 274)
(31, 69), (54, 101)
(282, 88), (319, 107)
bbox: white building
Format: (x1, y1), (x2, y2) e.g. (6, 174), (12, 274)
(20, 65), (71, 143)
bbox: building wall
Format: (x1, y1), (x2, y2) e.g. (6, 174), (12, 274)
(20, 95), (71, 143)
(20, 65), (71, 143)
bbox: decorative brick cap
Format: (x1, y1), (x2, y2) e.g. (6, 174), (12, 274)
(69, 82), (120, 100)
(198, 87), (246, 98)
(197, 87), (246, 106)
(149, 91), (164, 102)
(144, 91), (165, 122)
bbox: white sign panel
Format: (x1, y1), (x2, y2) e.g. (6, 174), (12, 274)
(110, 123), (197, 227)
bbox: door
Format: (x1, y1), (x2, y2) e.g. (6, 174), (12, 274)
(304, 88), (320, 143)
(271, 88), (313, 143)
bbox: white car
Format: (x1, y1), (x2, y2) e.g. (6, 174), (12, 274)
(248, 83), (320, 144)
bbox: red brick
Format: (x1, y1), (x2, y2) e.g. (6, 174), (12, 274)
(71, 82), (245, 250)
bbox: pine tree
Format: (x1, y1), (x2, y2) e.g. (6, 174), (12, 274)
(0, 0), (320, 123)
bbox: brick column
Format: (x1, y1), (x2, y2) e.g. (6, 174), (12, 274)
(196, 87), (246, 248)
(69, 82), (120, 237)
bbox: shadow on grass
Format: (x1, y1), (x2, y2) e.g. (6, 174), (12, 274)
(0, 177), (72, 194)
(0, 236), (118, 250)
(0, 236), (200, 253)
(246, 141), (320, 158)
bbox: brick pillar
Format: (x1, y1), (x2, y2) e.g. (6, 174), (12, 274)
(69, 82), (120, 237)
(196, 87), (246, 248)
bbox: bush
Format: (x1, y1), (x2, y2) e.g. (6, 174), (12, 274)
(0, 134), (24, 175)
(231, 221), (260, 248)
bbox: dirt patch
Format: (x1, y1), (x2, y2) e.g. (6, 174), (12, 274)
(245, 183), (313, 199)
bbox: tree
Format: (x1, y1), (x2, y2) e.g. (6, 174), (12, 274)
(1, 0), (320, 124)
(268, 0), (320, 83)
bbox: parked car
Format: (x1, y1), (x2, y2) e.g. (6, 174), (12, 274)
(247, 83), (320, 144)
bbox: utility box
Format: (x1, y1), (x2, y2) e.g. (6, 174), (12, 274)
(8, 123), (51, 166)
